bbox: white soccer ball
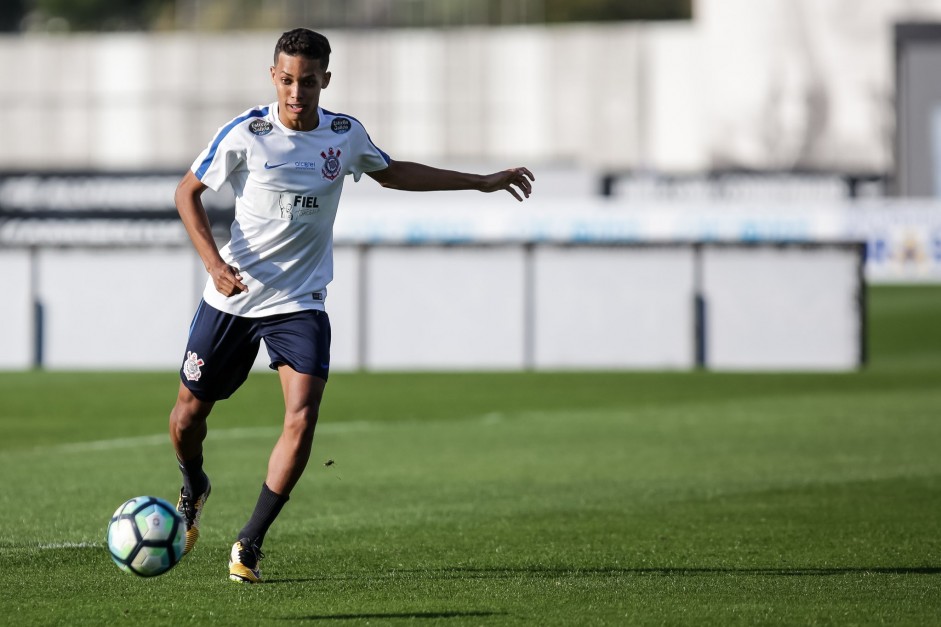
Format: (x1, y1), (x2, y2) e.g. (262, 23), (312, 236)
(107, 496), (186, 577)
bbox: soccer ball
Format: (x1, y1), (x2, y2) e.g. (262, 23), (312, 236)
(107, 496), (186, 577)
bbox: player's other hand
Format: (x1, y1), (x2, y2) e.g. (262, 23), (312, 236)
(210, 263), (248, 297)
(481, 167), (535, 201)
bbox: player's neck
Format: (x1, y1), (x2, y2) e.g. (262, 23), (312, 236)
(278, 107), (320, 132)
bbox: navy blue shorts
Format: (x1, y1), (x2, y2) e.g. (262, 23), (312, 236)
(179, 300), (331, 401)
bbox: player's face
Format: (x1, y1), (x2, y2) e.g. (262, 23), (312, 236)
(270, 53), (331, 132)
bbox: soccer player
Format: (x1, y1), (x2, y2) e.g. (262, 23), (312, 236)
(169, 27), (534, 583)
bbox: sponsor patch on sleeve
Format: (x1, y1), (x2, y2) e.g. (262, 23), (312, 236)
(249, 119), (273, 136)
(331, 118), (351, 134)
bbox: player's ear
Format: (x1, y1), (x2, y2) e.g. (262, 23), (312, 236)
(322, 71), (331, 89)
(270, 66), (276, 84)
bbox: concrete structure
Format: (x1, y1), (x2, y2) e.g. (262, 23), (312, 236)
(2, 0), (941, 175)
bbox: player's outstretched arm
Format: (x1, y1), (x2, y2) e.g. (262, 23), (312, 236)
(367, 161), (535, 201)
(175, 171), (248, 296)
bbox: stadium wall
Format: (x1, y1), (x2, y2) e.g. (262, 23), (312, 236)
(0, 242), (864, 372)
(2, 0), (941, 173)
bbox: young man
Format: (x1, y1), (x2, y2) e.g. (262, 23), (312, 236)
(169, 27), (534, 583)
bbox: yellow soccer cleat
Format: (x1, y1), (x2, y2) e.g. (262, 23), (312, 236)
(229, 539), (263, 583)
(176, 483), (210, 556)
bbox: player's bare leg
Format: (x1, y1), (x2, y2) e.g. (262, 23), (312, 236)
(229, 365), (325, 583)
(169, 383), (213, 462)
(169, 383), (214, 555)
(267, 365), (325, 494)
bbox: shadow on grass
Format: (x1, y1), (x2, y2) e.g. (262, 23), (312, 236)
(433, 566), (941, 577)
(272, 566), (941, 583)
(279, 611), (504, 621)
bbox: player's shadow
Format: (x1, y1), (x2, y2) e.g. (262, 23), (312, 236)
(430, 565), (941, 577)
(271, 566), (939, 621)
(272, 566), (941, 583)
(277, 611), (504, 621)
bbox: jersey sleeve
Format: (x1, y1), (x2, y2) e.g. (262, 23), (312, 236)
(190, 108), (264, 191)
(346, 120), (392, 182)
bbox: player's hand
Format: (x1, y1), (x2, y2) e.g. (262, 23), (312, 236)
(209, 263), (248, 297)
(480, 167), (535, 201)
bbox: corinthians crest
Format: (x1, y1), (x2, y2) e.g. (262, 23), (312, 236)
(321, 147), (342, 181)
(183, 351), (205, 381)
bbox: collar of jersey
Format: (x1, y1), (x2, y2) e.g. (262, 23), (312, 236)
(271, 102), (325, 135)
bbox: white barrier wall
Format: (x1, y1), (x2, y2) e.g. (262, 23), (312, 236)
(35, 248), (203, 369)
(0, 243), (864, 372)
(325, 246), (363, 372)
(0, 250), (33, 369)
(532, 247), (696, 369)
(702, 246), (863, 370)
(363, 246), (527, 370)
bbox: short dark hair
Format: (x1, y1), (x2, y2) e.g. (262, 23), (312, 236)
(274, 28), (331, 68)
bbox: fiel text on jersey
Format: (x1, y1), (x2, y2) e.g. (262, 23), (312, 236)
(279, 193), (320, 220)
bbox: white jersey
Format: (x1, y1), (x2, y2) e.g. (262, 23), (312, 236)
(191, 102), (390, 317)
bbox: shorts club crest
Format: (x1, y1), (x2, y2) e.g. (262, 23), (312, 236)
(183, 352), (205, 381)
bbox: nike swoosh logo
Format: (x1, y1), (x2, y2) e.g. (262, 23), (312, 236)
(264, 161), (289, 169)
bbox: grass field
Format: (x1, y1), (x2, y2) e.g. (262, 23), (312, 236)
(1, 285), (940, 625)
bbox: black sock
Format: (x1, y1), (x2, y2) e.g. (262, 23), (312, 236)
(238, 483), (289, 550)
(178, 454), (209, 497)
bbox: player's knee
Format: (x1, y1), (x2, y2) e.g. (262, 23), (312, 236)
(284, 406), (318, 441)
(170, 387), (212, 433)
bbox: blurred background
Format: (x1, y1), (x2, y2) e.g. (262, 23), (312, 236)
(1, 0), (940, 371)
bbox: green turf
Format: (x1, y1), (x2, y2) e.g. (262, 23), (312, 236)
(1, 284), (939, 625)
